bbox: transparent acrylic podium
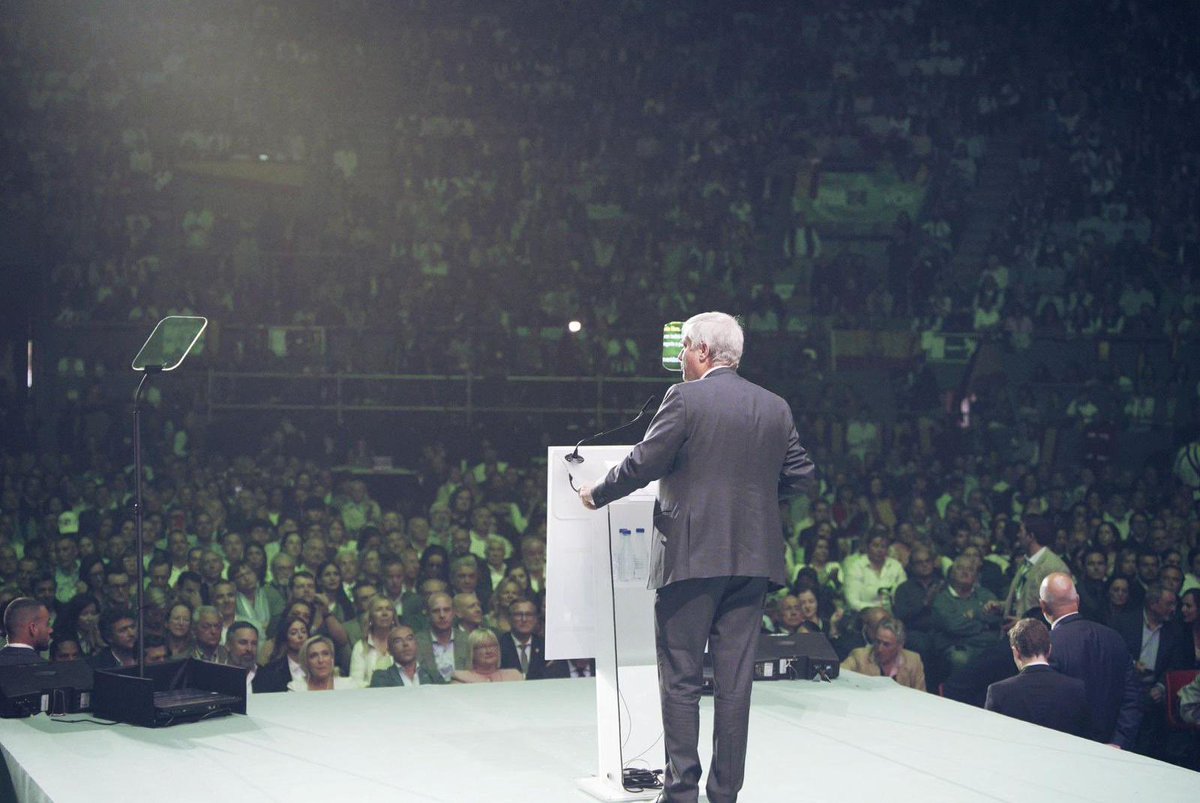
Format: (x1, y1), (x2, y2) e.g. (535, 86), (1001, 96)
(545, 445), (663, 801)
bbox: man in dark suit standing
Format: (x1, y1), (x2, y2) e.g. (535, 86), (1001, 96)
(1039, 573), (1141, 748)
(0, 598), (52, 665)
(580, 312), (816, 803)
(985, 618), (1090, 737)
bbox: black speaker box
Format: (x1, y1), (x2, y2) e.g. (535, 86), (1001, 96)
(91, 659), (246, 727)
(0, 660), (94, 718)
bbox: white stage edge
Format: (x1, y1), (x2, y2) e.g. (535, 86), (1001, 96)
(1, 672), (1195, 803)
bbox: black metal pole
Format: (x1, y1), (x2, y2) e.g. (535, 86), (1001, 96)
(132, 369), (158, 677)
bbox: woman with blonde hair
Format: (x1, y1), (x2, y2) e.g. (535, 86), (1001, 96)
(485, 578), (524, 634)
(289, 635), (359, 691)
(451, 629), (523, 683)
(348, 594), (395, 685)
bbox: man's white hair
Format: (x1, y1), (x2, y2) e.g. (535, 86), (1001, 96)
(682, 312), (743, 368)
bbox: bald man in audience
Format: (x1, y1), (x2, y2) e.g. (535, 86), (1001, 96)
(1039, 573), (1141, 748)
(985, 618), (1090, 738)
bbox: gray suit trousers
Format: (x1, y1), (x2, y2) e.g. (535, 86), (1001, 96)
(655, 576), (768, 803)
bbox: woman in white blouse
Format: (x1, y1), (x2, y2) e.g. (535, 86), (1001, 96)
(348, 594), (395, 685)
(289, 635), (360, 692)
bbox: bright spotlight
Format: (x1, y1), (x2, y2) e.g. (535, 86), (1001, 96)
(567, 320), (582, 333)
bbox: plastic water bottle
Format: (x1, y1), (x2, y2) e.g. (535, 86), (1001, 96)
(616, 528), (633, 582)
(632, 527), (648, 576)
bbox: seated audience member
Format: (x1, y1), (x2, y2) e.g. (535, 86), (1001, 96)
(416, 591), (470, 682)
(1179, 673), (1200, 725)
(142, 635), (168, 665)
(451, 555), (491, 611)
(1112, 583), (1191, 758)
(165, 601), (195, 658)
(553, 658), (597, 678)
(0, 597), (52, 664)
(841, 617), (925, 691)
(192, 605), (230, 664)
(1076, 548), (1111, 622)
(289, 635), (359, 691)
(764, 594), (806, 635)
(349, 594), (395, 685)
(316, 561), (354, 623)
(224, 621), (279, 694)
(210, 580), (239, 640)
(797, 530), (841, 594)
(485, 578), (523, 634)
(453, 592), (485, 635)
(484, 536), (510, 591)
(55, 594), (103, 656)
(1178, 588), (1200, 667)
(382, 556), (419, 623)
(452, 628), (523, 683)
(932, 556), (1003, 675)
(89, 608), (138, 669)
(1104, 576), (1135, 624)
(49, 637), (82, 662)
(984, 618), (1091, 738)
(1039, 573), (1141, 748)
(174, 571), (205, 612)
(231, 559), (279, 636)
(262, 615), (309, 689)
(892, 544), (944, 658)
(499, 599), (549, 679)
(842, 527), (906, 612)
(258, 599), (313, 662)
(833, 606), (890, 660)
(792, 586), (842, 638)
(370, 625), (441, 687)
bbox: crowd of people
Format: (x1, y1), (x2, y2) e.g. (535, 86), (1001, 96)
(1, 0), (1199, 774)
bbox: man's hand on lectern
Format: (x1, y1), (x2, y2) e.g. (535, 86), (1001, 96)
(578, 484), (598, 510)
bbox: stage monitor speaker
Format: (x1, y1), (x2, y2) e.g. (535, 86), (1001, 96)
(91, 659), (246, 727)
(702, 631), (840, 692)
(0, 660), (94, 718)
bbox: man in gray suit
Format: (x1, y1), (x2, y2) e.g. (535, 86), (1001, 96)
(580, 312), (816, 803)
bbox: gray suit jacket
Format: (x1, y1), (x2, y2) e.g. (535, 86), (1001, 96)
(369, 663), (443, 687)
(591, 367), (815, 589)
(415, 630), (471, 680)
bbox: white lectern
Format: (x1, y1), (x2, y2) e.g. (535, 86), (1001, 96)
(546, 445), (663, 801)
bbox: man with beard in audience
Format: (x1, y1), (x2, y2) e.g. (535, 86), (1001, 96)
(0, 598), (52, 664)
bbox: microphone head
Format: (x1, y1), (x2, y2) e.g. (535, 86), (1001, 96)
(563, 452), (584, 465)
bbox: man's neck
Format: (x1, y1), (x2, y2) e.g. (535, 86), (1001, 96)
(399, 661), (418, 677)
(433, 628), (453, 645)
(1017, 656), (1050, 670)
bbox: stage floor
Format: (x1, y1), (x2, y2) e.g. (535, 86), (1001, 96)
(1, 672), (1195, 802)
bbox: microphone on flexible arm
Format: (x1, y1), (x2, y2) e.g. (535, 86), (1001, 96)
(565, 395), (659, 473)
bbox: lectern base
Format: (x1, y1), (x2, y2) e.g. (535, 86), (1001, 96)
(576, 776), (662, 801)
